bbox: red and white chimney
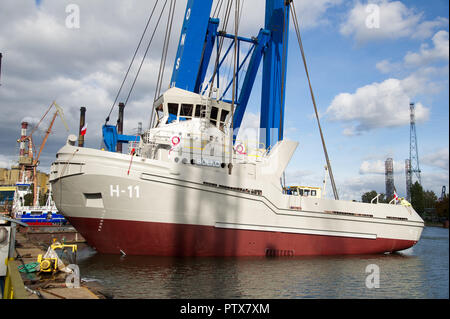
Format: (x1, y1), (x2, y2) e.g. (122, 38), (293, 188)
(19, 121), (28, 156)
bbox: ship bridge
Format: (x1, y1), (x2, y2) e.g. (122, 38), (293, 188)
(153, 87), (232, 132)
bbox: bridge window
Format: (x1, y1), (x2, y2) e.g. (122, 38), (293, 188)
(168, 103), (179, 115)
(210, 106), (218, 126)
(155, 104), (164, 122)
(195, 104), (206, 117)
(219, 110), (229, 130)
(311, 190), (317, 196)
(180, 104), (193, 117)
(220, 110), (229, 122)
(168, 103), (179, 123)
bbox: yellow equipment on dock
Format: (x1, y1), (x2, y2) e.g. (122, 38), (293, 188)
(37, 242), (77, 273)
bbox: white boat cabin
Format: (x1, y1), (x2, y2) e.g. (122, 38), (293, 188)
(153, 87), (232, 132)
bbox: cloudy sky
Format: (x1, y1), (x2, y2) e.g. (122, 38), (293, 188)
(0, 0), (448, 201)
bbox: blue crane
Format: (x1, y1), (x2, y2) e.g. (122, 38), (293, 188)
(171, 0), (290, 150)
(103, 0), (290, 152)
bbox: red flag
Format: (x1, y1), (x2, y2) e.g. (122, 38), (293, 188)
(80, 123), (87, 136)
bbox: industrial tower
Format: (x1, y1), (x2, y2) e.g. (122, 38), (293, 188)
(405, 102), (421, 201)
(385, 158), (394, 200)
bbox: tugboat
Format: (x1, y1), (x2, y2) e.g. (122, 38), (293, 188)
(49, 0), (423, 256)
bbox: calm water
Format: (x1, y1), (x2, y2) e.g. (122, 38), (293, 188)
(77, 226), (448, 299)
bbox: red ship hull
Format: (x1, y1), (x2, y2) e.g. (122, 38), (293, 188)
(68, 216), (417, 256)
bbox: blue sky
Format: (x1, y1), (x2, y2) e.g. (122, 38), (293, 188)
(0, 0), (448, 201)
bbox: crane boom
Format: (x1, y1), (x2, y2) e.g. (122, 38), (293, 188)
(31, 101), (68, 205)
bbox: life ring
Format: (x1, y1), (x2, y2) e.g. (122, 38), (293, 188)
(171, 135), (181, 146)
(234, 143), (246, 155)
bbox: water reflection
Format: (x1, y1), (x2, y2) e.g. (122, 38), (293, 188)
(77, 226), (448, 299)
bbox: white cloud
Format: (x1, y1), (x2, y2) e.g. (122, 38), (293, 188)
(340, 0), (448, 43)
(0, 154), (16, 169)
(404, 30), (449, 67)
(375, 30), (449, 74)
(337, 166), (448, 201)
(359, 159), (405, 175)
(285, 169), (317, 185)
(375, 59), (400, 74)
(422, 148), (449, 171)
(293, 0), (343, 29)
(326, 73), (431, 135)
(236, 0), (343, 33)
(336, 174), (386, 201)
(415, 17), (449, 39)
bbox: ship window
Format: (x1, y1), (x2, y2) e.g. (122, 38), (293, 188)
(195, 104), (206, 117)
(311, 190), (317, 196)
(168, 103), (179, 115)
(210, 107), (218, 120)
(303, 189), (310, 196)
(220, 110), (229, 122)
(180, 104), (193, 117)
(155, 104), (164, 120)
(210, 106), (218, 126)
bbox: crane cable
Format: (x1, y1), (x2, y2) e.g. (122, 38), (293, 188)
(228, 0), (240, 174)
(149, 0), (176, 129)
(212, 0), (224, 18)
(105, 0), (160, 124)
(207, 0), (233, 99)
(279, 2), (288, 142)
(290, 1), (339, 200)
(154, 0), (176, 100)
(124, 0), (169, 109)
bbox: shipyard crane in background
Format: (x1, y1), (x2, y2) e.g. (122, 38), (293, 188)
(18, 101), (68, 205)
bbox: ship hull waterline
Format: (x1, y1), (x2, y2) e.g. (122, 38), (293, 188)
(66, 216), (417, 256)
